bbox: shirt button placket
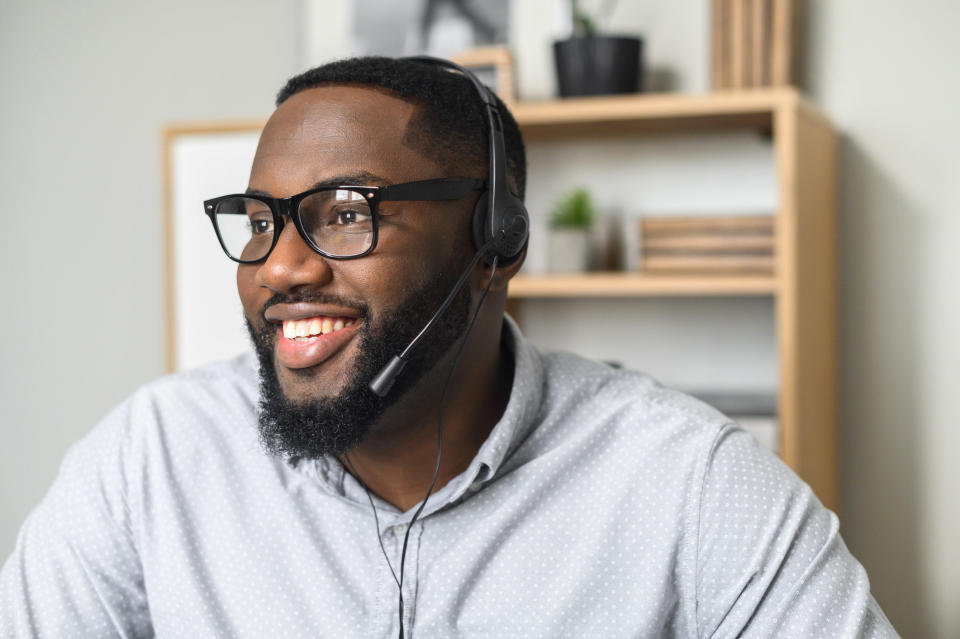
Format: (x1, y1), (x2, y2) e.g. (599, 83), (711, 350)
(396, 521), (422, 635)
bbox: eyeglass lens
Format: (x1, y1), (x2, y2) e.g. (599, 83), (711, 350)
(213, 189), (374, 261)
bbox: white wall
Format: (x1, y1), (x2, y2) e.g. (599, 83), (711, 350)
(805, 3), (960, 637)
(1, 1), (957, 637)
(0, 0), (298, 553)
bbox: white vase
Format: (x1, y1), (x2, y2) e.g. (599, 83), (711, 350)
(547, 228), (591, 273)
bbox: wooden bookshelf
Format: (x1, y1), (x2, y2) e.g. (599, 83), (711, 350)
(509, 90), (838, 512)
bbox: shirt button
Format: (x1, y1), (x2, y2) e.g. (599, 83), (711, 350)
(393, 523), (408, 536)
(469, 481), (483, 492)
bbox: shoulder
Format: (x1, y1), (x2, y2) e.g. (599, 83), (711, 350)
(534, 349), (734, 466)
(509, 348), (738, 540)
(95, 351), (260, 450)
(136, 351), (260, 414)
(137, 351), (257, 421)
(123, 350), (260, 458)
(57, 352), (261, 511)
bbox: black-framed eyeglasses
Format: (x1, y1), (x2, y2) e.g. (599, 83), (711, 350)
(203, 177), (486, 263)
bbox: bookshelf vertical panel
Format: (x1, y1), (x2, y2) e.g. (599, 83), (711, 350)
(775, 97), (839, 512)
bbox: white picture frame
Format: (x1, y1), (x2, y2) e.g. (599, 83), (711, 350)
(163, 121), (266, 372)
(451, 45), (516, 103)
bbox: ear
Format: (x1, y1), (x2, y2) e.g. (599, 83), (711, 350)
(477, 245), (527, 293)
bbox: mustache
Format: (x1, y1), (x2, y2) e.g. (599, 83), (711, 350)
(258, 292), (371, 325)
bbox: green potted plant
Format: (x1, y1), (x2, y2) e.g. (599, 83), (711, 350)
(548, 187), (596, 273)
(553, 0), (644, 97)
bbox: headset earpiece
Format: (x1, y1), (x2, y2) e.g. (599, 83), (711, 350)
(498, 201), (529, 262)
(472, 192), (527, 266)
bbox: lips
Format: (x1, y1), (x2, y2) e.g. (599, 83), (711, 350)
(273, 315), (360, 369)
(264, 303), (363, 370)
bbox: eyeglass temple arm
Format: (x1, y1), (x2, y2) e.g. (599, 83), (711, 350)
(378, 178), (485, 202)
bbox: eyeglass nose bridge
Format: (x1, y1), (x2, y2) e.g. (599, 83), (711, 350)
(274, 194), (299, 222)
(267, 194), (311, 243)
(267, 195), (306, 252)
(270, 193), (336, 261)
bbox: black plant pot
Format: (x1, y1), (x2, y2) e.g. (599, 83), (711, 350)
(553, 35), (643, 97)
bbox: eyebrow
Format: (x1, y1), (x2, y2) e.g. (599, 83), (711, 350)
(245, 171), (390, 198)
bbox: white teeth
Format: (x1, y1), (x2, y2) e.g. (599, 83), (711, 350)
(283, 316), (356, 339)
(295, 320), (308, 338)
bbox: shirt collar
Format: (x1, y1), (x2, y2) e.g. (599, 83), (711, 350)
(287, 314), (544, 515)
(426, 314), (544, 509)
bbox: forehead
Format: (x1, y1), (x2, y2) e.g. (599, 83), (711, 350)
(250, 85), (440, 194)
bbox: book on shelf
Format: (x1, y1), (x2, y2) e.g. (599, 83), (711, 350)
(642, 215), (774, 236)
(751, 0), (770, 86)
(637, 215), (775, 275)
(771, 0), (804, 86)
(730, 0), (745, 88)
(711, 0), (727, 89)
(643, 234), (774, 252)
(712, 0), (801, 89)
(640, 254), (774, 273)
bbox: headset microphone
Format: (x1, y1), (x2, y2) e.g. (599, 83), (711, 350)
(368, 233), (502, 397)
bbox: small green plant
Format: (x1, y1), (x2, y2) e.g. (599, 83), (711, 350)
(549, 188), (596, 229)
(571, 0), (619, 37)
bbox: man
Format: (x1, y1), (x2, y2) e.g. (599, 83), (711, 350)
(1, 57), (897, 637)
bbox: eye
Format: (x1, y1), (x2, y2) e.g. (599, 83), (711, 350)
(329, 206), (373, 228)
(245, 207), (274, 236)
(249, 217), (274, 236)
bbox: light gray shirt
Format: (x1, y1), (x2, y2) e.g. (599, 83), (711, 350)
(1, 319), (897, 638)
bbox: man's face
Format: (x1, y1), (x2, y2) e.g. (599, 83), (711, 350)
(239, 86), (477, 457)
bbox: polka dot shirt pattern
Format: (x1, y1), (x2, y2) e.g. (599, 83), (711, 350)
(0, 319), (898, 637)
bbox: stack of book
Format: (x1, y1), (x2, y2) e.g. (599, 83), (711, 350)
(638, 215), (775, 275)
(712, 0), (803, 89)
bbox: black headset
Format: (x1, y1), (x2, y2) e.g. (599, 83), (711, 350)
(369, 56), (530, 399)
(403, 56), (529, 266)
(365, 59), (531, 639)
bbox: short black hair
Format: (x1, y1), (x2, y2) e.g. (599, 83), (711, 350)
(276, 56), (526, 200)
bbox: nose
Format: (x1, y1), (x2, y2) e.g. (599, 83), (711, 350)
(254, 221), (333, 295)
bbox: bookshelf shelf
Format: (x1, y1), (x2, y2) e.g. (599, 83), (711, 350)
(512, 88), (827, 138)
(508, 273), (776, 298)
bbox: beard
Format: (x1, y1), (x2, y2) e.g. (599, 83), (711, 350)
(245, 260), (472, 462)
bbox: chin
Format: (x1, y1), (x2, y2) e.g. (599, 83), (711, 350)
(275, 368), (350, 404)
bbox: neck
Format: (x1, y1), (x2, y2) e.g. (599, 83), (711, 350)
(341, 304), (512, 512)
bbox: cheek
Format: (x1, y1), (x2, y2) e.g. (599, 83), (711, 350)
(346, 247), (444, 315)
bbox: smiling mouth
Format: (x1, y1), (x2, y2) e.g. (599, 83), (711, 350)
(281, 315), (358, 341)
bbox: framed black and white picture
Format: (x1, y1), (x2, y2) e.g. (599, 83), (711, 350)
(350, 0), (510, 59)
